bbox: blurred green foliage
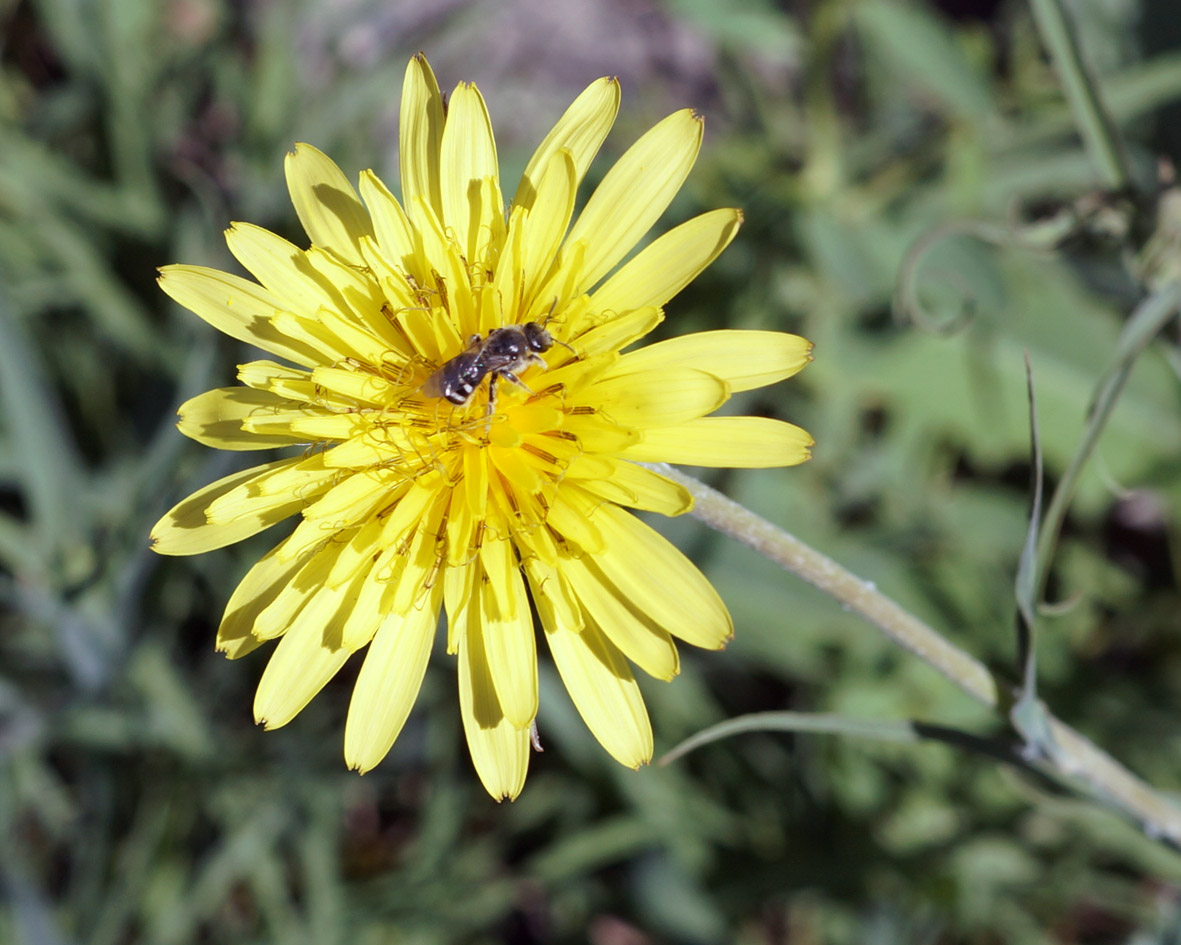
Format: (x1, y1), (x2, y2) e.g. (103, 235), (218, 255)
(2, 0), (1181, 942)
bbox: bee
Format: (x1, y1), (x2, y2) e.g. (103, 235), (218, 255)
(424, 321), (567, 411)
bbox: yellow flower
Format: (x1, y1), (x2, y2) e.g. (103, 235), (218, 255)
(150, 54), (813, 800)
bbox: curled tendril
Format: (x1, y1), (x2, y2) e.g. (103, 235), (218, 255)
(893, 220), (1014, 336)
(894, 195), (1125, 335)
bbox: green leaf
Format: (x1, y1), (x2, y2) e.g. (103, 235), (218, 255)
(855, 0), (995, 122)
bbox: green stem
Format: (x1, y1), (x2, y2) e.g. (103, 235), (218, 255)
(650, 464), (1181, 847)
(1034, 281), (1181, 600)
(1029, 0), (1132, 190)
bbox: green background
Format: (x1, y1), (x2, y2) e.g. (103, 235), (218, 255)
(2, 0), (1181, 941)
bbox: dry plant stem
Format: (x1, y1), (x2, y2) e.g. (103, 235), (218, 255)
(650, 464), (1181, 846)
(1029, 0), (1132, 190)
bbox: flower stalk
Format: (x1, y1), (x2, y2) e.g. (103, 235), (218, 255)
(651, 463), (1181, 847)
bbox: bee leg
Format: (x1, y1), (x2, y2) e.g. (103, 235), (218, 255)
(501, 371), (536, 395)
(484, 373), (499, 433)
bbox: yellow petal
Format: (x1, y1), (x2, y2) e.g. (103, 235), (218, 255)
(563, 109), (703, 294)
(309, 365), (395, 407)
(561, 554), (680, 681)
(268, 311), (353, 365)
(523, 558), (583, 635)
(543, 618), (652, 768)
(236, 360), (315, 398)
(357, 234), (424, 311)
(591, 504), (732, 650)
(378, 477), (441, 552)
(283, 468), (401, 560)
(462, 446), (490, 523)
(344, 589), (441, 773)
(544, 485), (605, 555)
(457, 608), (530, 800)
(488, 445), (546, 525)
(224, 223), (338, 316)
(358, 170), (418, 269)
(282, 411), (370, 442)
(602, 330), (813, 393)
(589, 208), (742, 313)
(478, 545), (538, 729)
(389, 493), (449, 616)
(443, 559), (477, 654)
(150, 457), (306, 556)
(477, 535), (519, 623)
(471, 176), (507, 275)
(284, 142), (374, 265)
(570, 306), (662, 358)
(217, 536), (310, 659)
(580, 367), (728, 428)
(496, 206), (529, 317)
(157, 266), (323, 366)
(177, 387), (311, 450)
(621, 416), (815, 467)
(561, 412), (640, 454)
(439, 82), (502, 261)
(252, 540), (345, 641)
(572, 460), (693, 516)
(253, 598), (356, 731)
(304, 245), (385, 313)
(503, 148), (577, 314)
(516, 76), (619, 212)
(237, 451), (333, 498)
(326, 515), (386, 588)
(205, 457), (336, 527)
(340, 550), (398, 650)
(400, 54), (445, 232)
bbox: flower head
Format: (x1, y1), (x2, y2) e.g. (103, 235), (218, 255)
(151, 54), (813, 799)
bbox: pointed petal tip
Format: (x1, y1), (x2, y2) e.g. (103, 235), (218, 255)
(478, 774), (525, 803)
(147, 519), (188, 556)
(666, 107), (704, 130)
(286, 141), (321, 161)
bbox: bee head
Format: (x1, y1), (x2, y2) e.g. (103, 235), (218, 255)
(522, 322), (554, 353)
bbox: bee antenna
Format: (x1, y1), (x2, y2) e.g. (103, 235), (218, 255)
(536, 298), (576, 355)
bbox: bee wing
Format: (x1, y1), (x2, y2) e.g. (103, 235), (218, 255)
(421, 366), (446, 398)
